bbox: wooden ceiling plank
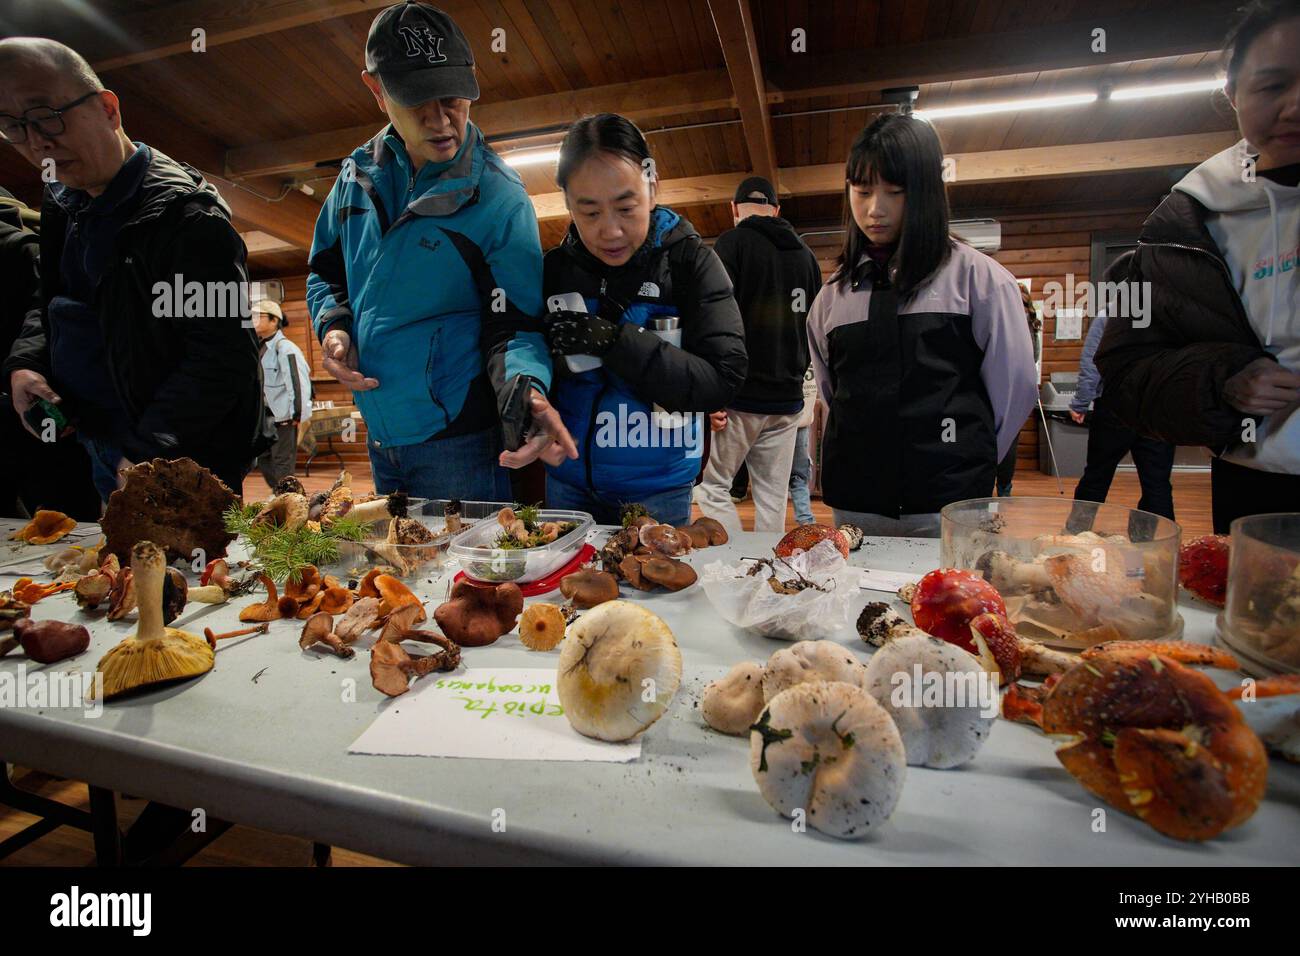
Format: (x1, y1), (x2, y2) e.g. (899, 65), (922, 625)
(80, 0), (393, 72)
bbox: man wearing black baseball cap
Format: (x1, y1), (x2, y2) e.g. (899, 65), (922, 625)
(697, 175), (822, 533)
(307, 2), (575, 501)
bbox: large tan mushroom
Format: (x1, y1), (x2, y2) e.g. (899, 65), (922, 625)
(558, 568), (619, 608)
(750, 681), (906, 839)
(701, 661), (765, 735)
(762, 640), (867, 702)
(556, 600), (681, 742)
(861, 633), (996, 769)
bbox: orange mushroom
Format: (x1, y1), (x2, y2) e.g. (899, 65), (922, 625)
(12, 577), (78, 604)
(239, 574), (292, 622)
(9, 510), (77, 545)
(373, 574), (424, 622)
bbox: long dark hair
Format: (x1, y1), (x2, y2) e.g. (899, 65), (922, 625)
(1224, 0), (1300, 96)
(834, 114), (952, 295)
(556, 113), (653, 190)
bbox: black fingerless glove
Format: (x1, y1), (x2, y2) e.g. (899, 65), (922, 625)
(545, 311), (619, 357)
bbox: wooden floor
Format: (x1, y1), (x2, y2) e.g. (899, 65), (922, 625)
(2, 466), (1213, 867)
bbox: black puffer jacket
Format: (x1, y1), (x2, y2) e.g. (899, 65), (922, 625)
(3, 148), (262, 491)
(1094, 190), (1271, 448)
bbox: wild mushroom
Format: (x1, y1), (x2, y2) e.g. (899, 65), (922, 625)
(433, 580), (523, 647)
(690, 516), (728, 546)
(617, 553), (652, 591)
(106, 568), (136, 621)
(379, 602), (425, 643)
(373, 574), (424, 621)
(974, 549), (1052, 595)
(701, 661), (765, 735)
(202, 622), (269, 649)
(300, 612), (355, 659)
(556, 600), (682, 741)
(750, 681), (906, 839)
(838, 524), (864, 552)
(639, 523), (692, 556)
(369, 630), (460, 697)
(761, 640), (867, 702)
(9, 509), (77, 545)
(190, 558), (238, 604)
(558, 568), (620, 609)
(335, 596), (383, 643)
(162, 567), (188, 625)
(2, 619), (90, 664)
(519, 602), (566, 650)
(74, 556), (120, 611)
(252, 492), (310, 532)
(855, 602), (927, 647)
(639, 556), (697, 592)
(94, 541), (214, 699)
(774, 524), (849, 559)
(239, 574), (289, 622)
(861, 633), (996, 769)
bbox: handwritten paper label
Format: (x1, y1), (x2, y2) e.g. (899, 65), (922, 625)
(348, 667), (642, 762)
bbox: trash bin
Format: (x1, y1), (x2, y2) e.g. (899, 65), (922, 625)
(1038, 375), (1089, 478)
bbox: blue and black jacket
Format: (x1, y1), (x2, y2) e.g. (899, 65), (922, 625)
(544, 206), (747, 498)
(306, 122), (551, 448)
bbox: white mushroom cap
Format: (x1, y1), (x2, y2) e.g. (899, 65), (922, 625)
(763, 640), (867, 702)
(702, 661), (766, 735)
(556, 600), (682, 742)
(861, 633), (996, 769)
(749, 680), (906, 839)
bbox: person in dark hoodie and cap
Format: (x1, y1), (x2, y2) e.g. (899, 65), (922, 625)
(0, 38), (262, 501)
(1096, 0), (1300, 533)
(696, 176), (823, 534)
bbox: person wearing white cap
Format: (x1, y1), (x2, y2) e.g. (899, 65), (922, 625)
(251, 299), (312, 490)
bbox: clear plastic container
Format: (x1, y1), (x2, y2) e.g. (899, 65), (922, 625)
(940, 496), (1183, 648)
(449, 509), (593, 584)
(333, 499), (498, 580)
(1217, 513), (1300, 675)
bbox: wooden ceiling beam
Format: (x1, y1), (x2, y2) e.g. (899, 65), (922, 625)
(530, 131), (1238, 222)
(224, 68), (736, 178)
(708, 0), (777, 188)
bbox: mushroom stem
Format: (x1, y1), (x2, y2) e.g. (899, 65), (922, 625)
(203, 622), (270, 649)
(133, 544), (166, 642)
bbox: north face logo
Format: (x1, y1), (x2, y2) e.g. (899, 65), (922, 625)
(398, 26), (448, 63)
(638, 281), (660, 298)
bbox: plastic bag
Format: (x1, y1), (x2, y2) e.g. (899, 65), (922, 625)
(701, 539), (858, 641)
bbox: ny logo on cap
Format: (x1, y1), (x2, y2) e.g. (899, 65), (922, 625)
(398, 25), (448, 63)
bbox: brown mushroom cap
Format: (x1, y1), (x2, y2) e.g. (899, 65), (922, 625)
(640, 556), (697, 592)
(676, 524), (711, 549)
(559, 568), (620, 608)
(692, 516), (728, 545)
(370, 639), (414, 696)
(162, 567), (188, 625)
(618, 553), (652, 591)
(639, 523), (692, 556)
(433, 579), (524, 647)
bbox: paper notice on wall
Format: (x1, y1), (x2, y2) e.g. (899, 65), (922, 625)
(348, 667), (641, 762)
(859, 569), (921, 593)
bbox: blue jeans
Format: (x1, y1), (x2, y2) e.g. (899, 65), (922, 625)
(78, 434), (124, 504)
(546, 476), (694, 527)
(788, 425), (813, 525)
(368, 427), (512, 502)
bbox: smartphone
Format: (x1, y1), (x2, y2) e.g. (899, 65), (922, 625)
(23, 398), (69, 436)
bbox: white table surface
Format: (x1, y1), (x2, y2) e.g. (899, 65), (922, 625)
(1, 520), (1296, 866)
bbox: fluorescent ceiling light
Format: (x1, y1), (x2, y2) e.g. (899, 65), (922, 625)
(914, 92), (1097, 121)
(502, 147), (560, 168)
(1110, 77), (1226, 100)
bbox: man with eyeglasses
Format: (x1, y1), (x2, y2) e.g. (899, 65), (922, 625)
(0, 37), (262, 500)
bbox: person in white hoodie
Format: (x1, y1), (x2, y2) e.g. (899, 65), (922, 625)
(1096, 0), (1300, 532)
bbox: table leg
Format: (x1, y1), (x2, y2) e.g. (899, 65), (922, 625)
(88, 786), (122, 867)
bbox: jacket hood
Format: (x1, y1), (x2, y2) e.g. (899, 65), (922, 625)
(1175, 139), (1300, 213)
(561, 205), (695, 275)
(737, 214), (806, 250)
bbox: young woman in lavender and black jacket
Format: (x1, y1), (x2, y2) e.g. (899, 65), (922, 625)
(538, 114), (747, 526)
(1095, 0), (1300, 533)
(807, 114), (1038, 537)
